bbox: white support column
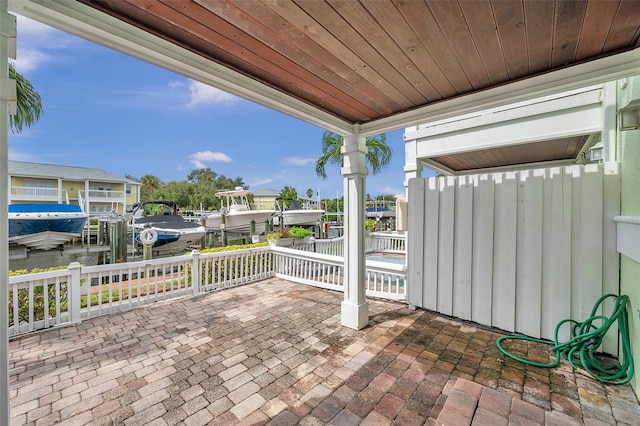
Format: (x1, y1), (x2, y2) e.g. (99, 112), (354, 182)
(403, 136), (422, 199)
(602, 81), (617, 162)
(0, 0), (15, 421)
(58, 177), (62, 203)
(123, 182), (128, 213)
(340, 126), (369, 329)
(84, 179), (89, 213)
(68, 262), (82, 325)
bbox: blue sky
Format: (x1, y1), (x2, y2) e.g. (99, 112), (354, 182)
(8, 15), (429, 200)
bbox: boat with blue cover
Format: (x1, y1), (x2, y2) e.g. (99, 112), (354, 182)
(8, 203), (89, 251)
(129, 201), (206, 256)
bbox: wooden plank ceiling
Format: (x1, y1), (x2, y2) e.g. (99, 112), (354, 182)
(78, 0), (640, 126)
(431, 135), (590, 172)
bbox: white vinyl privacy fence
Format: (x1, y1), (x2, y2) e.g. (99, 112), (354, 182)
(408, 162), (620, 355)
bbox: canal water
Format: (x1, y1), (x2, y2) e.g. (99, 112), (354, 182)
(9, 226), (349, 272)
(9, 248), (103, 272)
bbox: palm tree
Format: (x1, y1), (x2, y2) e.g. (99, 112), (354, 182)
(139, 174), (163, 201)
(9, 63), (43, 134)
(315, 131), (392, 179)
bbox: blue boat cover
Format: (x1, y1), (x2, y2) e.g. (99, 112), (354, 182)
(9, 204), (84, 213)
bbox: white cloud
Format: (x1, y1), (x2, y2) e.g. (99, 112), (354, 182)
(250, 177), (274, 187)
(379, 185), (404, 197)
(188, 150), (232, 168)
(13, 14), (80, 72)
(8, 148), (36, 162)
(283, 157), (314, 166)
(12, 50), (50, 73)
(186, 80), (237, 108)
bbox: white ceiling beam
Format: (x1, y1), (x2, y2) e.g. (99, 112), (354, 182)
(404, 87), (602, 141)
(415, 104), (602, 158)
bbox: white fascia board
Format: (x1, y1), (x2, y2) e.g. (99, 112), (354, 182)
(9, 0), (353, 135)
(404, 87), (602, 141)
(361, 48), (640, 136)
(415, 104), (602, 158)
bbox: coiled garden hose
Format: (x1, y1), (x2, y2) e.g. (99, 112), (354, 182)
(496, 294), (634, 385)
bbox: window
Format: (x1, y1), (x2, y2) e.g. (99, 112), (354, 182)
(89, 205), (113, 214)
(24, 179), (54, 188)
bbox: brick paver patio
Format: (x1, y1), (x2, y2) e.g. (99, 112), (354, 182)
(9, 278), (640, 425)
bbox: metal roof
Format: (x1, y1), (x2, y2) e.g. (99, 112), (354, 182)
(8, 160), (140, 184)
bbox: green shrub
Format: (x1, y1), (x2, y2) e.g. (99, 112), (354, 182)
(266, 227), (312, 240)
(289, 227), (312, 239)
(365, 219), (376, 231)
(9, 265), (69, 276)
(8, 282), (69, 327)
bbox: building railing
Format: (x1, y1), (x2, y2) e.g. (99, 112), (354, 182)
(80, 189), (125, 200)
(7, 233), (406, 338)
(10, 186), (60, 200)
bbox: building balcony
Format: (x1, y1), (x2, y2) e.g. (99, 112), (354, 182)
(81, 189), (125, 202)
(9, 186), (60, 202)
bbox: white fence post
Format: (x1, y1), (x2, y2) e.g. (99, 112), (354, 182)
(68, 262), (82, 325)
(191, 250), (200, 296)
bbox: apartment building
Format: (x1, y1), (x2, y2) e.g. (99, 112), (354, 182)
(8, 160), (140, 216)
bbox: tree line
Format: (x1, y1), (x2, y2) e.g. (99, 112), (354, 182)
(126, 168), (245, 212)
(125, 170), (396, 215)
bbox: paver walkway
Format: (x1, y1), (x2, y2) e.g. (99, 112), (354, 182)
(9, 278), (640, 425)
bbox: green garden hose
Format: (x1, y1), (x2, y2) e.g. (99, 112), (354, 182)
(496, 294), (634, 385)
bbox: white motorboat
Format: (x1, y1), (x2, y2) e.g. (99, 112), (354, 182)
(204, 187), (276, 234)
(8, 203), (89, 251)
(129, 201), (206, 256)
(273, 198), (324, 227)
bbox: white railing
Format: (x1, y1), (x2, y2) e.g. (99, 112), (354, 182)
(79, 189), (125, 200)
(366, 231), (406, 253)
(272, 247), (344, 292)
(79, 256), (196, 318)
(8, 268), (76, 336)
(198, 247), (273, 291)
(296, 232), (407, 256)
(271, 246), (406, 301)
(7, 237), (406, 337)
(296, 236), (345, 256)
(10, 186), (60, 200)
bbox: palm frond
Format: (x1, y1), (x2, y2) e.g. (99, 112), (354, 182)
(8, 63), (43, 134)
(315, 131), (392, 179)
